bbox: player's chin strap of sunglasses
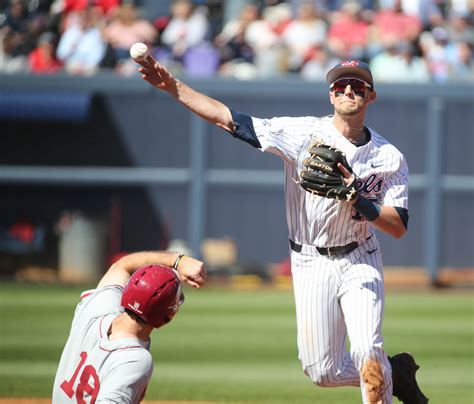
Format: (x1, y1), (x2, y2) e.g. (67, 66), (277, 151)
(289, 236), (372, 256)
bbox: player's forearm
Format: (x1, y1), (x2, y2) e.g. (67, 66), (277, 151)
(371, 206), (407, 239)
(111, 251), (180, 274)
(169, 80), (234, 132)
(353, 197), (406, 239)
(97, 251), (182, 288)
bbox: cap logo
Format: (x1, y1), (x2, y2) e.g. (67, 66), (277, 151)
(341, 60), (360, 67)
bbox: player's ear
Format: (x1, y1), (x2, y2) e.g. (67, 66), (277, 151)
(368, 90), (377, 104)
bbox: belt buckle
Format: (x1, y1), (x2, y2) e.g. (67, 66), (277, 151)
(327, 247), (333, 257)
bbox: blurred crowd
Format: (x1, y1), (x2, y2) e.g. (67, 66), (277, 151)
(0, 0), (473, 82)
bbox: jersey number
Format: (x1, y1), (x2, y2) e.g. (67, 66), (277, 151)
(60, 351), (100, 403)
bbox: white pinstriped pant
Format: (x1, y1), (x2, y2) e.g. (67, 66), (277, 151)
(290, 236), (393, 403)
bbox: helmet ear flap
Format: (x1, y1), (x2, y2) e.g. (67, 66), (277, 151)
(121, 265), (184, 328)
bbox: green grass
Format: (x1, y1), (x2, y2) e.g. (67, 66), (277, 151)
(0, 283), (473, 403)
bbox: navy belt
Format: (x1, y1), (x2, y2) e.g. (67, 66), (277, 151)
(289, 239), (359, 256)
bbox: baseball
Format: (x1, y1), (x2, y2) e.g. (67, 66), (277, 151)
(130, 42), (148, 61)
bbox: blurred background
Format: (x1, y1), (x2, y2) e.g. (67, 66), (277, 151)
(0, 0), (472, 287)
(0, 0), (473, 403)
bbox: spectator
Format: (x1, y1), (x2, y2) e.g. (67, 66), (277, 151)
(447, 0), (473, 19)
(368, 0), (423, 58)
(395, 0), (442, 26)
(448, 41), (474, 81)
(370, 41), (429, 82)
(161, 0), (210, 60)
(300, 45), (340, 80)
(422, 4), (446, 31)
(61, 0), (119, 16)
(281, 2), (327, 71)
(103, 2), (157, 62)
(27, 30), (62, 73)
(262, 1), (293, 35)
(243, 4), (279, 53)
(214, 3), (258, 66)
(0, 0), (472, 82)
(446, 14), (474, 46)
(244, 2), (292, 76)
(1, 0), (32, 34)
(420, 26), (451, 82)
(56, 6), (106, 75)
(0, 27), (28, 73)
(310, 0), (376, 12)
(54, 0), (118, 35)
(326, 1), (369, 60)
(0, 0), (48, 56)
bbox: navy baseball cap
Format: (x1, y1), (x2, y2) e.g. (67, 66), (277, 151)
(326, 60), (374, 89)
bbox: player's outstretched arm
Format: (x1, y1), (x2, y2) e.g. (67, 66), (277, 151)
(97, 251), (207, 289)
(135, 53), (234, 133)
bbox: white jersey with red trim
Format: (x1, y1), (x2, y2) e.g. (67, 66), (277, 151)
(251, 114), (408, 248)
(52, 285), (153, 404)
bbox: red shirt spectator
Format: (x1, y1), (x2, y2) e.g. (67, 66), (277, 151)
(327, 3), (369, 59)
(64, 0), (119, 15)
(28, 32), (62, 74)
(372, 1), (422, 46)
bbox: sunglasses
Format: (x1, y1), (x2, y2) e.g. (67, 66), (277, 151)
(330, 78), (372, 97)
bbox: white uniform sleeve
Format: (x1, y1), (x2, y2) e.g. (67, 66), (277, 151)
(74, 286), (123, 324)
(381, 153), (409, 209)
(96, 349), (153, 403)
(252, 116), (316, 162)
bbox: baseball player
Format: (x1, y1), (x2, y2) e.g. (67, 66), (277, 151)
(52, 251), (206, 403)
(135, 56), (428, 403)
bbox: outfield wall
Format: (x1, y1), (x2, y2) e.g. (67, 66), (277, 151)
(0, 73), (472, 280)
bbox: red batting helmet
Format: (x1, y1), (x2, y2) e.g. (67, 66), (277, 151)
(121, 265), (184, 328)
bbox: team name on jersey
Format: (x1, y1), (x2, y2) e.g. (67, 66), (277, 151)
(357, 173), (384, 195)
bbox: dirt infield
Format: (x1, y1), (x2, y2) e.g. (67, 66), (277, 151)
(0, 400), (224, 404)
(271, 266), (474, 290)
(384, 267), (474, 289)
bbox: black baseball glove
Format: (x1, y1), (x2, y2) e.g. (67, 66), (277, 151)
(300, 143), (358, 201)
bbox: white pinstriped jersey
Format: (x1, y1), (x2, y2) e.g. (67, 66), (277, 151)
(252, 114), (408, 247)
(52, 285), (152, 404)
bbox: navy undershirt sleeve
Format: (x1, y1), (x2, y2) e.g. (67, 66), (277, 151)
(229, 109), (262, 149)
(394, 207), (409, 229)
